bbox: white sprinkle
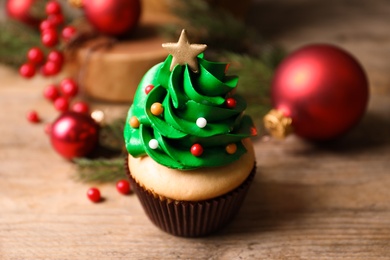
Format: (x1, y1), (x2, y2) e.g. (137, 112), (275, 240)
(149, 139), (159, 149)
(196, 117), (207, 128)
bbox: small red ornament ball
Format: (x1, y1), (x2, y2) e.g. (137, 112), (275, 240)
(19, 63), (35, 78)
(87, 187), (101, 203)
(62, 26), (77, 42)
(54, 97), (69, 112)
(45, 1), (61, 15)
(50, 112), (99, 159)
(48, 50), (64, 65)
(41, 29), (58, 47)
(271, 44), (369, 140)
(41, 60), (61, 76)
(190, 144), (203, 157)
(82, 0), (141, 36)
(26, 110), (40, 123)
(225, 97), (237, 108)
(60, 78), (78, 97)
(116, 180), (131, 195)
(40, 20), (55, 31)
(6, 0), (40, 27)
(27, 47), (44, 64)
(44, 84), (59, 101)
(72, 101), (90, 114)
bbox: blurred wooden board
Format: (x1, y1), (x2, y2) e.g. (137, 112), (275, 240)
(1, 0), (390, 259)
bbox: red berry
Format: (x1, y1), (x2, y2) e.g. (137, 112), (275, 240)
(62, 26), (77, 42)
(47, 50), (64, 65)
(60, 78), (78, 97)
(72, 101), (89, 114)
(41, 29), (58, 47)
(44, 84), (60, 101)
(46, 1), (62, 15)
(116, 180), (131, 195)
(40, 20), (55, 31)
(54, 97), (69, 112)
(41, 60), (61, 76)
(145, 84), (154, 94)
(87, 187), (101, 203)
(190, 144), (203, 157)
(26, 110), (40, 123)
(225, 97), (237, 108)
(19, 63), (35, 78)
(27, 47), (44, 64)
(47, 13), (64, 26)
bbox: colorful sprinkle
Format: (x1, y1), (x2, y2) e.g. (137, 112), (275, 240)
(129, 116), (140, 128)
(149, 139), (159, 149)
(196, 117), (207, 128)
(226, 143), (237, 154)
(145, 84), (154, 94)
(225, 63), (230, 74)
(151, 102), (163, 116)
(190, 144), (203, 157)
(225, 98), (237, 108)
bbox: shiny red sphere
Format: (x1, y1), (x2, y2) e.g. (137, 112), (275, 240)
(45, 1), (61, 15)
(47, 13), (64, 26)
(19, 63), (35, 78)
(62, 26), (77, 42)
(47, 50), (64, 65)
(82, 0), (141, 36)
(190, 144), (203, 157)
(50, 112), (99, 159)
(41, 29), (58, 47)
(87, 187), (101, 203)
(27, 47), (44, 64)
(44, 84), (60, 101)
(72, 101), (90, 114)
(60, 78), (78, 97)
(40, 20), (55, 31)
(6, 0), (40, 27)
(41, 60), (61, 76)
(26, 110), (40, 123)
(116, 180), (131, 195)
(54, 97), (69, 112)
(225, 97), (237, 108)
(271, 44), (369, 140)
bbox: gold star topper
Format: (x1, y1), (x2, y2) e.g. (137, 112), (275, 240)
(162, 29), (207, 73)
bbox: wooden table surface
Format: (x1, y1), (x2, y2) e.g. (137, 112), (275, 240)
(1, 0), (390, 259)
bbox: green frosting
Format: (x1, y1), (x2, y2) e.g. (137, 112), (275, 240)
(124, 54), (256, 170)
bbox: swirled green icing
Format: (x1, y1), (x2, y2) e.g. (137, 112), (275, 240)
(124, 54), (256, 170)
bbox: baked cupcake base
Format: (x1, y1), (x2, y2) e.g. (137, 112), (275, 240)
(125, 156), (256, 237)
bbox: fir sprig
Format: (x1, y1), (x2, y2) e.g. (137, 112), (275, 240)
(73, 158), (126, 183)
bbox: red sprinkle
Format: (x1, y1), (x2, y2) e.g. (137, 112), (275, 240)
(225, 98), (237, 108)
(190, 144), (203, 157)
(145, 84), (154, 94)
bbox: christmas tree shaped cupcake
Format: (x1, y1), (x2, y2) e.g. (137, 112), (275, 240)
(124, 30), (257, 237)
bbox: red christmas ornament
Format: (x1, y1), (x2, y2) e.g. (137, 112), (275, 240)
(27, 47), (44, 64)
(87, 187), (101, 203)
(6, 0), (40, 27)
(50, 112), (99, 159)
(72, 101), (90, 114)
(19, 63), (35, 78)
(82, 0), (141, 36)
(54, 96), (69, 112)
(45, 1), (61, 15)
(41, 29), (59, 47)
(264, 44), (369, 140)
(47, 50), (64, 65)
(26, 110), (40, 123)
(62, 26), (77, 42)
(116, 180), (131, 195)
(60, 78), (78, 97)
(42, 60), (61, 76)
(44, 84), (60, 101)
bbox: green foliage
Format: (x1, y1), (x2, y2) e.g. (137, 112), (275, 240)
(73, 158), (126, 183)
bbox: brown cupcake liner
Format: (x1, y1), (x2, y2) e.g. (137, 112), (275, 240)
(125, 156), (256, 237)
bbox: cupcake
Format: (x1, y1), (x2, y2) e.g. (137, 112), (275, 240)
(124, 30), (257, 237)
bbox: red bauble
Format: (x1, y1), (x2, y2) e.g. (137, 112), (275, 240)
(87, 187), (101, 203)
(190, 144), (203, 157)
(45, 1), (61, 15)
(50, 112), (99, 159)
(19, 63), (35, 78)
(27, 47), (44, 64)
(42, 60), (61, 76)
(60, 78), (78, 97)
(44, 84), (59, 101)
(72, 101), (89, 114)
(270, 44), (369, 140)
(6, 0), (40, 27)
(26, 110), (40, 123)
(82, 0), (141, 36)
(116, 180), (131, 195)
(62, 26), (77, 42)
(41, 29), (59, 47)
(47, 50), (64, 65)
(54, 97), (69, 112)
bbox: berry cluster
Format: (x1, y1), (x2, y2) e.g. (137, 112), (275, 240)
(87, 180), (132, 203)
(19, 1), (77, 79)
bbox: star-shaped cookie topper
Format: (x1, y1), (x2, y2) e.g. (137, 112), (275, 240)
(162, 29), (207, 73)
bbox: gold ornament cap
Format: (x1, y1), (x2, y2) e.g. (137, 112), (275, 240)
(263, 109), (293, 139)
(68, 0), (83, 8)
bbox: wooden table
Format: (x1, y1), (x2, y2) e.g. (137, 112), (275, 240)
(1, 0), (390, 258)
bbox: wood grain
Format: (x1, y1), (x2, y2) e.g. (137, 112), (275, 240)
(1, 0), (390, 259)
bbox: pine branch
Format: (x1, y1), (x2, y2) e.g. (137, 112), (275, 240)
(73, 157), (127, 183)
